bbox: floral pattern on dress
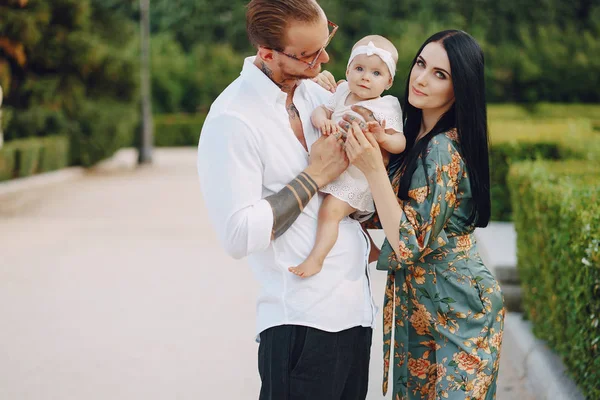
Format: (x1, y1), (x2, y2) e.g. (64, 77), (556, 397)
(375, 130), (506, 400)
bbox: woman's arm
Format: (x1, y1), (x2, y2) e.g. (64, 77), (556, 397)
(342, 107), (463, 266)
(362, 163), (402, 255)
(341, 117), (403, 256)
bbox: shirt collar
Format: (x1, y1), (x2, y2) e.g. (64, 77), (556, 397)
(241, 56), (307, 106)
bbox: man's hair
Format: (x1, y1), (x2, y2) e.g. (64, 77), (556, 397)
(246, 0), (322, 51)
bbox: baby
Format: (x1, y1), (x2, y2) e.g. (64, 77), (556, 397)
(289, 35), (406, 278)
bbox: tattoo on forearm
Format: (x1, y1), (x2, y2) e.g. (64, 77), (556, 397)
(265, 172), (319, 239)
(298, 172), (318, 192)
(287, 103), (300, 120)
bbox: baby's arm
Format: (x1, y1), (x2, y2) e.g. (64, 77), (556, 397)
(311, 105), (332, 127)
(378, 129), (406, 154)
(311, 105), (338, 136)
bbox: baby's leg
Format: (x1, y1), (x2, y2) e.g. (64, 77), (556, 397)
(289, 195), (356, 278)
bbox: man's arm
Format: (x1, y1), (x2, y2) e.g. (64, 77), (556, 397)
(266, 133), (348, 239)
(265, 172), (318, 239)
(198, 114), (347, 258)
(198, 114), (273, 259)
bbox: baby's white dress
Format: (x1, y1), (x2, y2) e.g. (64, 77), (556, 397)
(320, 82), (403, 219)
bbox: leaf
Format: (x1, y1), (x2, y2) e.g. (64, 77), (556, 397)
(0, 38), (27, 67)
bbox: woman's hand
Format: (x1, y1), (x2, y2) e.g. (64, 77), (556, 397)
(311, 70), (345, 93)
(339, 106), (387, 177)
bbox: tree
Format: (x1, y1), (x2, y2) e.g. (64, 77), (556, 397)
(0, 0), (140, 165)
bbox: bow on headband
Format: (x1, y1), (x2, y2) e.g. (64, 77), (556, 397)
(347, 41), (396, 79)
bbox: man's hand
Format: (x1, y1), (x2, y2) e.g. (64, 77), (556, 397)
(304, 133), (348, 188)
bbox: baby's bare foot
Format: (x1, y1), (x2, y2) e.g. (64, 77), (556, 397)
(289, 259), (323, 278)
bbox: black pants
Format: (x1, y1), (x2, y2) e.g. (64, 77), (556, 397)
(258, 325), (372, 400)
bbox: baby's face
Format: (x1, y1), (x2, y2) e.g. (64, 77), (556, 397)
(346, 54), (392, 100)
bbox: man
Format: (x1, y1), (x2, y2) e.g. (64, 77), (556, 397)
(197, 1), (376, 398)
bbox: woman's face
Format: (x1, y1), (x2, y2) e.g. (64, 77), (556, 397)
(408, 42), (455, 113)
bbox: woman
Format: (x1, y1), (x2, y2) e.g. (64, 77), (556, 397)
(340, 30), (505, 399)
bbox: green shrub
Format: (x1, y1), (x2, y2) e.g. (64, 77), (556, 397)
(509, 160), (600, 399)
(0, 106), (13, 133)
(185, 44), (245, 113)
(12, 138), (43, 178)
(4, 106), (73, 141)
(150, 33), (190, 114)
(0, 145), (16, 181)
(39, 136), (70, 172)
(154, 113), (206, 147)
(488, 118), (596, 220)
(0, 136), (70, 181)
(69, 99), (138, 167)
(6, 101), (137, 168)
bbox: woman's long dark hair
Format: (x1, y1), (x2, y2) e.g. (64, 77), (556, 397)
(388, 30), (491, 228)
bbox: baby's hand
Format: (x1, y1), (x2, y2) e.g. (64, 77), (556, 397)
(318, 119), (340, 136)
(311, 70), (339, 93)
(368, 120), (387, 143)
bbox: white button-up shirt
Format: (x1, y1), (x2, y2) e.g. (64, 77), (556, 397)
(198, 57), (377, 338)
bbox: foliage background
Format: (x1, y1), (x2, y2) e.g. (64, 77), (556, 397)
(2, 0), (599, 138)
(135, 0), (600, 113)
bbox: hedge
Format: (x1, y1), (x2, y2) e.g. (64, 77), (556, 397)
(508, 160), (600, 399)
(5, 100), (138, 168)
(488, 118), (597, 220)
(0, 145), (16, 181)
(14, 138), (43, 178)
(39, 136), (70, 172)
(0, 136), (70, 181)
(153, 113), (206, 147)
(69, 100), (138, 167)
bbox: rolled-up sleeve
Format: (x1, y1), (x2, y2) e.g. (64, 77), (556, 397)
(197, 113), (273, 259)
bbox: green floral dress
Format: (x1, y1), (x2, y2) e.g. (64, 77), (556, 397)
(375, 130), (505, 400)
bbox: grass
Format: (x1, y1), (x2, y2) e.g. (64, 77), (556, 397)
(487, 104), (600, 159)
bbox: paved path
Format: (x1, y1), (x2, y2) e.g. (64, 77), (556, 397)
(0, 148), (534, 399)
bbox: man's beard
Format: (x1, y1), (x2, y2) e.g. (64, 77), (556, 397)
(279, 61), (322, 82)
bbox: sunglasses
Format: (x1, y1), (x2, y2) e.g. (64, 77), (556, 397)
(272, 20), (338, 69)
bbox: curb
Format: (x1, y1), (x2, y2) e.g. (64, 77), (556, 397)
(0, 148), (138, 197)
(0, 167), (85, 197)
(503, 313), (585, 400)
(476, 223), (586, 400)
(90, 148), (138, 173)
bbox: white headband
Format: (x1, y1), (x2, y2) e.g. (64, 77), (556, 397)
(347, 41), (396, 79)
